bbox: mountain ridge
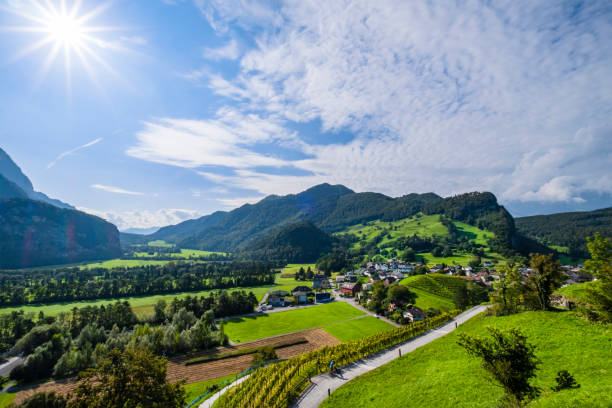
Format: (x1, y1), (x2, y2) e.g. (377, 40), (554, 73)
(0, 147), (73, 209)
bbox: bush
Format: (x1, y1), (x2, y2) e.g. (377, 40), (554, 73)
(251, 346), (278, 366)
(551, 369), (580, 391)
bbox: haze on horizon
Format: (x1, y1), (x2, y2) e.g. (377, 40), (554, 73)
(1, 0), (611, 230)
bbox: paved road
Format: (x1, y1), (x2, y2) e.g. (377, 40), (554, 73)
(0, 356), (23, 377)
(292, 305), (489, 408)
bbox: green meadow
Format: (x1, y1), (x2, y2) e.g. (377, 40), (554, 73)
(132, 248), (228, 258)
(323, 316), (395, 342)
(322, 311), (611, 408)
(184, 373), (237, 404)
(0, 285), (273, 318)
(222, 302), (365, 343)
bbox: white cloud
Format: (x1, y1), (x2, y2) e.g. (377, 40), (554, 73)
(203, 39), (240, 60)
(80, 207), (200, 230)
(216, 196), (265, 209)
(132, 1), (612, 204)
(91, 184), (144, 196)
(47, 137), (102, 168)
(126, 108), (299, 169)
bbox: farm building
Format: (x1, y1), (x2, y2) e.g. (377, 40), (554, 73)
(341, 282), (360, 297)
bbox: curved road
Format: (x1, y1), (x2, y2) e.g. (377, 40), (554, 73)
(292, 305), (489, 408)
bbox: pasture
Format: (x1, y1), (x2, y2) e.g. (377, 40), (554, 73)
(222, 302), (365, 343)
(0, 285), (273, 318)
(323, 316), (395, 342)
(321, 311), (612, 408)
(132, 248), (228, 258)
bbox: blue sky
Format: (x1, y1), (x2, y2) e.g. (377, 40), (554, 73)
(1, 0), (611, 230)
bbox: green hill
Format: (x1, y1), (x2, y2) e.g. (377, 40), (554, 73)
(241, 221), (333, 262)
(321, 311), (611, 408)
(399, 274), (488, 311)
(516, 207), (612, 258)
(0, 198), (121, 269)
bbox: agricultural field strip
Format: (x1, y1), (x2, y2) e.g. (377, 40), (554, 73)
(294, 305), (489, 408)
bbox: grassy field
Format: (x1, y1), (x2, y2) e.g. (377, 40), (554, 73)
(556, 282), (596, 303)
(222, 302), (365, 343)
(273, 274), (313, 293)
(147, 240), (175, 247)
(282, 264), (317, 274)
(0, 393), (15, 408)
(79, 258), (174, 269)
(133, 248), (228, 258)
(337, 215), (448, 251)
(408, 287), (455, 312)
(0, 286), (273, 318)
(321, 311), (611, 408)
(323, 316), (395, 342)
(184, 373), (237, 404)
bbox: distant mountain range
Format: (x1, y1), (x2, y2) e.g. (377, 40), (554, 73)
(125, 184), (530, 257)
(0, 148), (73, 209)
(516, 207), (612, 258)
(0, 147), (120, 268)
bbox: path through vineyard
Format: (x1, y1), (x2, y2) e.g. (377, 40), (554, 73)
(292, 305), (489, 407)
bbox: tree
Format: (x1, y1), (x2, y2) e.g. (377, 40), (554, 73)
(458, 328), (540, 407)
(524, 254), (565, 311)
(551, 369), (580, 391)
(251, 346), (277, 366)
(68, 347), (185, 408)
(19, 392), (67, 408)
(453, 285), (470, 310)
(387, 285), (415, 305)
(400, 247), (416, 262)
(583, 233), (612, 322)
(469, 255), (481, 269)
(490, 266), (524, 316)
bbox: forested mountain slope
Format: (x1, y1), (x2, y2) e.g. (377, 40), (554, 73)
(516, 207), (612, 258)
(0, 199), (121, 268)
(137, 184), (528, 256)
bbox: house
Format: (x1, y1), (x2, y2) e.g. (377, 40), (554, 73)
(291, 286), (313, 304)
(313, 274), (331, 289)
(267, 290), (288, 307)
(363, 282), (373, 291)
(341, 282), (360, 297)
(335, 275), (345, 284)
(383, 276), (396, 286)
(315, 292), (332, 303)
(403, 307), (426, 322)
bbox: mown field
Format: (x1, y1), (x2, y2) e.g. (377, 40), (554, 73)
(0, 393), (14, 408)
(222, 302), (365, 343)
(323, 316), (395, 342)
(132, 248), (228, 258)
(335, 215), (501, 266)
(321, 311), (611, 408)
(0, 286), (273, 318)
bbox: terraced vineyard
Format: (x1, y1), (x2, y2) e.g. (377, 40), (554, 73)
(399, 274), (488, 311)
(216, 311), (460, 408)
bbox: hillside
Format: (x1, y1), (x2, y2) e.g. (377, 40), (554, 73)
(0, 199), (121, 268)
(321, 311), (611, 408)
(516, 207), (612, 258)
(0, 147), (73, 209)
(0, 174), (28, 200)
(241, 221), (333, 263)
(400, 274), (488, 311)
(134, 184), (525, 257)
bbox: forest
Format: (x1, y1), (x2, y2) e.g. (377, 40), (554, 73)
(2, 290), (258, 383)
(0, 261), (275, 306)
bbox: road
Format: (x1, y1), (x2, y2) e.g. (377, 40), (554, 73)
(291, 305), (489, 408)
(0, 356), (23, 377)
(198, 373), (251, 408)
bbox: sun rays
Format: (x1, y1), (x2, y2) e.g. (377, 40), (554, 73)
(1, 0), (123, 90)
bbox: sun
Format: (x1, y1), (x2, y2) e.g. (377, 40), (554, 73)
(2, 0), (122, 88)
(47, 13), (84, 46)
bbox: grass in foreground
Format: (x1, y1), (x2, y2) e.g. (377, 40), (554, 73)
(323, 316), (395, 342)
(222, 302), (365, 343)
(0, 393), (15, 408)
(321, 311), (611, 408)
(184, 373), (237, 404)
(0, 286), (273, 318)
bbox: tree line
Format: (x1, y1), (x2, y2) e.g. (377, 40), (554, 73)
(0, 261), (274, 306)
